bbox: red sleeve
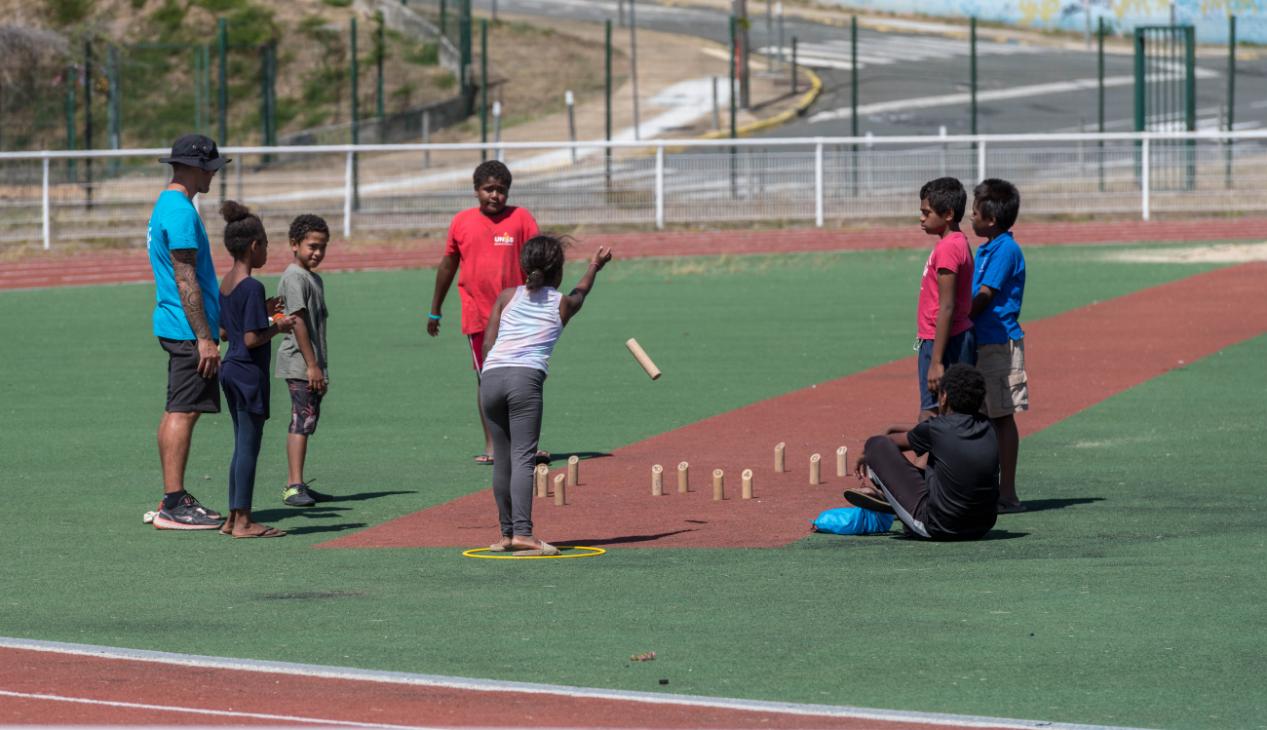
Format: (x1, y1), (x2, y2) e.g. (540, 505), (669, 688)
(444, 212), (462, 258)
(930, 239), (957, 274)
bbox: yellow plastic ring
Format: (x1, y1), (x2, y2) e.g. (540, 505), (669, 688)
(461, 545), (606, 560)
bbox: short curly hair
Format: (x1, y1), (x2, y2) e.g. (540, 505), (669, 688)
(473, 160), (512, 188)
(941, 363), (987, 415)
(288, 214), (329, 244)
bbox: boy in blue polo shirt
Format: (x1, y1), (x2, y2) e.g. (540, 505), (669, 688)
(969, 179), (1028, 514)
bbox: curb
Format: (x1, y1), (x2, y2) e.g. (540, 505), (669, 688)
(697, 66), (823, 140)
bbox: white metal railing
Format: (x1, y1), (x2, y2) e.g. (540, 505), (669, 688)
(4, 130), (1267, 250)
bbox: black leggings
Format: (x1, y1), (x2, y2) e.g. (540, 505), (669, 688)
(228, 410), (266, 511)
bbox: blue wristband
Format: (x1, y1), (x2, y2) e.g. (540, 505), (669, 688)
(428, 313), (442, 320)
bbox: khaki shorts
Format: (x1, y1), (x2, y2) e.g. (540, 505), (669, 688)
(977, 338), (1029, 419)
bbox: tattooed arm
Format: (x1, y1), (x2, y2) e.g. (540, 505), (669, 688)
(172, 248), (220, 378)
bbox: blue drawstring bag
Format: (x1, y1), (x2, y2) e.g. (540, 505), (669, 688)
(811, 507), (895, 535)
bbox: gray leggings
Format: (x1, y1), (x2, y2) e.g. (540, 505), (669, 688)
(479, 366), (546, 536)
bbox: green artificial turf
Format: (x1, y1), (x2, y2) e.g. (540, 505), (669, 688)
(0, 245), (1262, 729)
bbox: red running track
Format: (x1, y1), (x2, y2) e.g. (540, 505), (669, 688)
(2, 217), (1264, 290)
(0, 644), (1026, 729)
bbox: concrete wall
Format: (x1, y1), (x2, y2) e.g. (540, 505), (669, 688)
(821, 1), (1265, 44)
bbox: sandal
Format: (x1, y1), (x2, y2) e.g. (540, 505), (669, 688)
(474, 454), (494, 465)
(233, 525), (286, 539)
(488, 539), (513, 552)
(843, 489), (895, 514)
(219, 514), (237, 536)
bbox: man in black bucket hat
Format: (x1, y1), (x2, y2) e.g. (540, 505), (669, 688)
(145, 134), (231, 530)
(158, 133), (231, 171)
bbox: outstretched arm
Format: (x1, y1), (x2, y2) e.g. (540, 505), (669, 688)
(559, 247), (612, 325)
(172, 248), (219, 378)
(427, 253), (459, 336)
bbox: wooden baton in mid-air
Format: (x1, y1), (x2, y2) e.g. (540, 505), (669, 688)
(625, 338), (662, 380)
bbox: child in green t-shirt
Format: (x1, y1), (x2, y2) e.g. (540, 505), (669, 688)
(274, 214), (331, 507)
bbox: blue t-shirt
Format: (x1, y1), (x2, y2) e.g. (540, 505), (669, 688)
(147, 190), (220, 340)
(219, 277), (272, 418)
(970, 231), (1026, 345)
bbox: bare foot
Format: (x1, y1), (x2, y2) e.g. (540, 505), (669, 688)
(230, 511), (285, 538)
(997, 501), (1027, 514)
(490, 536), (514, 551)
(219, 513), (236, 535)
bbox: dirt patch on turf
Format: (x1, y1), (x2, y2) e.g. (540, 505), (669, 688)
(322, 262), (1267, 551)
(1102, 241), (1267, 264)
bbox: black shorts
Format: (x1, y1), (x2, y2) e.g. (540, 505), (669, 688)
(159, 338), (220, 413)
(286, 378), (324, 435)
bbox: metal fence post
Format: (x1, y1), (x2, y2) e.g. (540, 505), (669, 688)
(655, 144), (664, 229)
(350, 17), (361, 210)
(565, 90), (577, 163)
(969, 17), (978, 136)
(479, 18), (488, 160)
(1098, 16), (1105, 192)
(604, 19), (612, 190)
(422, 109), (431, 168)
(977, 137), (987, 181)
(344, 150), (354, 238)
(42, 156), (51, 250)
(814, 140), (824, 227)
(1226, 15), (1236, 188)
(1141, 136), (1151, 221)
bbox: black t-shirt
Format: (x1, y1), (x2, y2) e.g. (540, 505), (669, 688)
(907, 412), (1000, 539)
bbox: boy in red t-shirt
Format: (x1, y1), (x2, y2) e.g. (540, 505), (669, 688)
(915, 177), (976, 422)
(428, 161), (540, 464)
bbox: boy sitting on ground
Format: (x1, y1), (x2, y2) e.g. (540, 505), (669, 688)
(844, 363), (999, 541)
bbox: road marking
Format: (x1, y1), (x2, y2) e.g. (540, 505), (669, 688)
(0, 689), (442, 729)
(808, 65), (1219, 123)
(0, 637), (1152, 730)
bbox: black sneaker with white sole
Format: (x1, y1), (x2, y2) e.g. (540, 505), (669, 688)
(152, 493), (224, 530)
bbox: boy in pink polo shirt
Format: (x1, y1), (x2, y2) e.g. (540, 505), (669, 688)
(915, 177), (976, 422)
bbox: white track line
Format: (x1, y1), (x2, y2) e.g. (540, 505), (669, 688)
(0, 689), (441, 729)
(0, 636), (1152, 730)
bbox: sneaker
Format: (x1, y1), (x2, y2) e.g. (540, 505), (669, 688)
(282, 484), (316, 507)
(304, 485), (334, 503)
(183, 493), (222, 520)
(152, 494), (224, 530)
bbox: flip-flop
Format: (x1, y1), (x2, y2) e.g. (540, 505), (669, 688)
(511, 540), (561, 557)
(219, 518), (236, 536)
(474, 454), (494, 465)
(233, 526), (286, 539)
(843, 489), (895, 514)
(488, 541), (513, 552)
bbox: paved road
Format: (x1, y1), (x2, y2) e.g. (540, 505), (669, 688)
(476, 0), (1267, 139)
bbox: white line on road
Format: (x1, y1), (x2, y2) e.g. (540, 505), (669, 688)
(808, 67), (1219, 124)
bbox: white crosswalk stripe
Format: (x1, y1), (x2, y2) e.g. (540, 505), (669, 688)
(761, 34), (1043, 71)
